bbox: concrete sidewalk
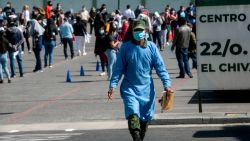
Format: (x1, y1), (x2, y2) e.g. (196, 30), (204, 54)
(0, 36), (250, 127)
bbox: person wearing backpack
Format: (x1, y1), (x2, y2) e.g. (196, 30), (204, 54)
(43, 19), (58, 68)
(30, 16), (45, 72)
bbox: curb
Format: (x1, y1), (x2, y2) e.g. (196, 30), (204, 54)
(151, 113), (250, 125)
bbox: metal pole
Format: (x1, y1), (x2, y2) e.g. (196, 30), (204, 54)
(93, 0), (97, 8)
(198, 90), (203, 113)
(118, 0), (120, 10)
(43, 0), (47, 8)
(141, 0), (146, 7)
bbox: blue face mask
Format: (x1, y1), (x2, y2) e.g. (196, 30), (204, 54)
(133, 31), (145, 41)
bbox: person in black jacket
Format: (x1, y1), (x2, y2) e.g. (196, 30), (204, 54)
(89, 7), (96, 35)
(94, 22), (108, 76)
(43, 19), (58, 68)
(5, 21), (24, 78)
(3, 2), (15, 19)
(73, 15), (87, 56)
(0, 30), (11, 83)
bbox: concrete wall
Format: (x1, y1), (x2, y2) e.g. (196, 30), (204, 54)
(0, 0), (190, 13)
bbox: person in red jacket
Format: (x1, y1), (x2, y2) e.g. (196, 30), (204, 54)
(45, 1), (53, 19)
(121, 16), (129, 41)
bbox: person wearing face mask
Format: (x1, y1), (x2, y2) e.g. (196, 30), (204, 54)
(152, 11), (163, 51)
(80, 5), (90, 27)
(3, 2), (15, 19)
(107, 20), (173, 141)
(94, 23), (108, 76)
(105, 21), (120, 80)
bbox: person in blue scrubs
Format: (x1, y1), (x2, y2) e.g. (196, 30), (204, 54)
(108, 20), (173, 141)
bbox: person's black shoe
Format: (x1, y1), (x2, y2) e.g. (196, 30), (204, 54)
(131, 131), (141, 141)
(176, 75), (185, 78)
(0, 80), (3, 83)
(20, 73), (24, 77)
(33, 69), (38, 72)
(189, 74), (193, 78)
(8, 79), (11, 83)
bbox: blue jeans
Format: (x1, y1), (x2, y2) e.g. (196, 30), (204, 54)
(152, 31), (163, 50)
(176, 48), (191, 76)
(44, 40), (56, 66)
(33, 36), (43, 70)
(9, 47), (24, 77)
(105, 49), (117, 79)
(0, 52), (10, 80)
(188, 52), (197, 69)
(62, 38), (74, 59)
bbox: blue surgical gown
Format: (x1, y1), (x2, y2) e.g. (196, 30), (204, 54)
(110, 41), (171, 121)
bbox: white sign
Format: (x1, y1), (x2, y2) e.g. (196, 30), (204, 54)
(197, 5), (250, 90)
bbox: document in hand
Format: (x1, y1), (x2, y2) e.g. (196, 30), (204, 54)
(160, 91), (174, 112)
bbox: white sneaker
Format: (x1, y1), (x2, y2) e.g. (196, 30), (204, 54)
(21, 51), (24, 55)
(99, 72), (106, 76)
(28, 50), (32, 54)
(49, 65), (53, 68)
(83, 52), (87, 56)
(78, 50), (82, 56)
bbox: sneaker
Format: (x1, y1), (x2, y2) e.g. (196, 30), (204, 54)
(20, 73), (24, 77)
(166, 42), (170, 46)
(21, 51), (24, 54)
(99, 72), (106, 76)
(49, 65), (53, 68)
(83, 52), (87, 56)
(39, 70), (43, 73)
(8, 79), (11, 83)
(0, 80), (3, 83)
(188, 74), (193, 78)
(11, 75), (16, 78)
(78, 50), (82, 56)
(28, 50), (32, 54)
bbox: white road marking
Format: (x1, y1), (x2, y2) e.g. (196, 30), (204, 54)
(8, 130), (19, 133)
(65, 128), (76, 132)
(1, 121), (250, 133)
(0, 133), (83, 141)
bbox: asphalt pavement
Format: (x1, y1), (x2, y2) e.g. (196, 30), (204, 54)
(0, 125), (249, 141)
(0, 34), (250, 133)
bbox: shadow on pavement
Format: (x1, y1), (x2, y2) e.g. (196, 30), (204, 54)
(188, 90), (250, 104)
(59, 80), (108, 83)
(0, 113), (14, 115)
(193, 125), (250, 141)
